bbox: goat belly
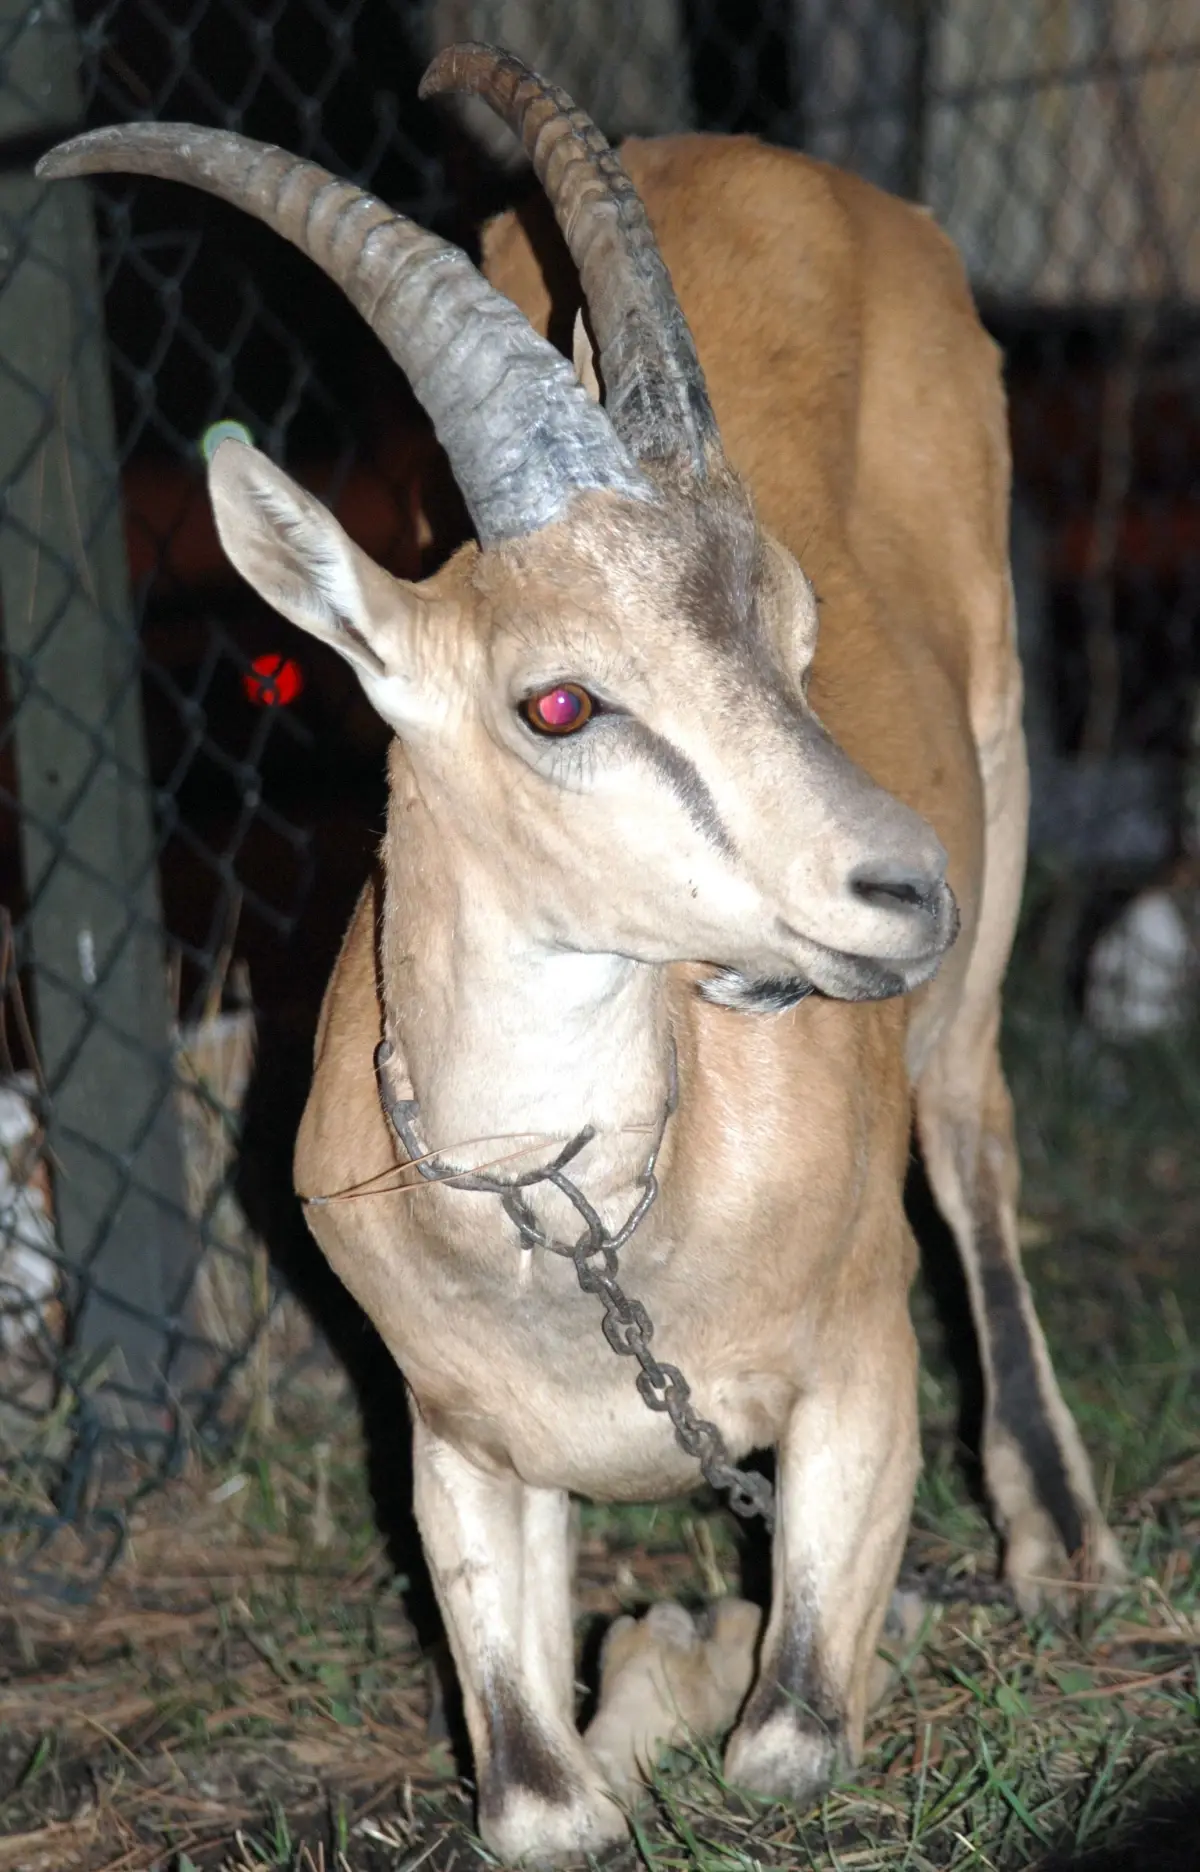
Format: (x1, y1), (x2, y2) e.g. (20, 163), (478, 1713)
(413, 1371), (748, 1501)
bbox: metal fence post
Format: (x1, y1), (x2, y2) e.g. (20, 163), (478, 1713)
(0, 1), (194, 1414)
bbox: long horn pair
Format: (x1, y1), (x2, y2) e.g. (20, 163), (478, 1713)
(36, 45), (719, 545)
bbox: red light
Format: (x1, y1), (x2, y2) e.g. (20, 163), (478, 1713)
(243, 653), (303, 708)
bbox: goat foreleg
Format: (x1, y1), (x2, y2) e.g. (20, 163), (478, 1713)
(410, 1412), (624, 1864)
(725, 1289), (920, 1803)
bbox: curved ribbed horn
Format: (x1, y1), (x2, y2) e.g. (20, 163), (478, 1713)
(421, 42), (720, 476)
(36, 125), (652, 544)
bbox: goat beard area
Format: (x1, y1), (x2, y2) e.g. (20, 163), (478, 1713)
(698, 959), (914, 1012)
(697, 969), (817, 1014)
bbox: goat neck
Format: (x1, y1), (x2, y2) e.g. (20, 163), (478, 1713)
(380, 739), (675, 1231)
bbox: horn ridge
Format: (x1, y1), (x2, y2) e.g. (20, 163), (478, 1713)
(420, 41), (720, 474)
(36, 122), (650, 544)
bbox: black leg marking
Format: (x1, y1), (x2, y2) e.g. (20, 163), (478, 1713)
(976, 1168), (1084, 1560)
(736, 1605), (843, 1752)
(479, 1677), (579, 1821)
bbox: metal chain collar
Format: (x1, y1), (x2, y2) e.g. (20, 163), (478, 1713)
(374, 1036), (776, 1528)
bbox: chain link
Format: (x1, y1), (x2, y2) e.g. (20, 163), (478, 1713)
(376, 1038), (776, 1529)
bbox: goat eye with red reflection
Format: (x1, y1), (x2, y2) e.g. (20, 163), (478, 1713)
(522, 683), (594, 735)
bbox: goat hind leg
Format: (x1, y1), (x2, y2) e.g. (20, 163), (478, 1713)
(918, 647), (1124, 1610)
(916, 1032), (1125, 1612)
(411, 1414), (624, 1865)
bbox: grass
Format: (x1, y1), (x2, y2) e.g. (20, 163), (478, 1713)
(1, 922), (1198, 1870)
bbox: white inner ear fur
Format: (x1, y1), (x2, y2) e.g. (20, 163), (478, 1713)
(573, 309), (602, 405)
(206, 439), (434, 731)
(208, 439), (374, 651)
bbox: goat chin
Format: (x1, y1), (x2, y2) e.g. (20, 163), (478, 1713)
(695, 942), (947, 1013)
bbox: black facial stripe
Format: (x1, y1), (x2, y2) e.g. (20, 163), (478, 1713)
(623, 721), (735, 854)
(975, 1166), (1085, 1560)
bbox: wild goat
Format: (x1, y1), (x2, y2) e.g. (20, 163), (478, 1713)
(42, 44), (1126, 1864)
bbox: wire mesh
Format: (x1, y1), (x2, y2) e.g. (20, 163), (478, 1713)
(1, 0), (1198, 1561)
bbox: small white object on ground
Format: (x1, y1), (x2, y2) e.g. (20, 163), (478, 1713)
(1084, 889), (1195, 1040)
(0, 1074), (58, 1349)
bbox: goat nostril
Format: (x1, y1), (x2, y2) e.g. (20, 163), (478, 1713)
(850, 864), (939, 916)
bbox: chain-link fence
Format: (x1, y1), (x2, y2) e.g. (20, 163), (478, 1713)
(2, 0), (1198, 1557)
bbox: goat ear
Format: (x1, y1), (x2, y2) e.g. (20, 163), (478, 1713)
(207, 440), (433, 724)
(572, 309), (602, 404)
(759, 536), (821, 672)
